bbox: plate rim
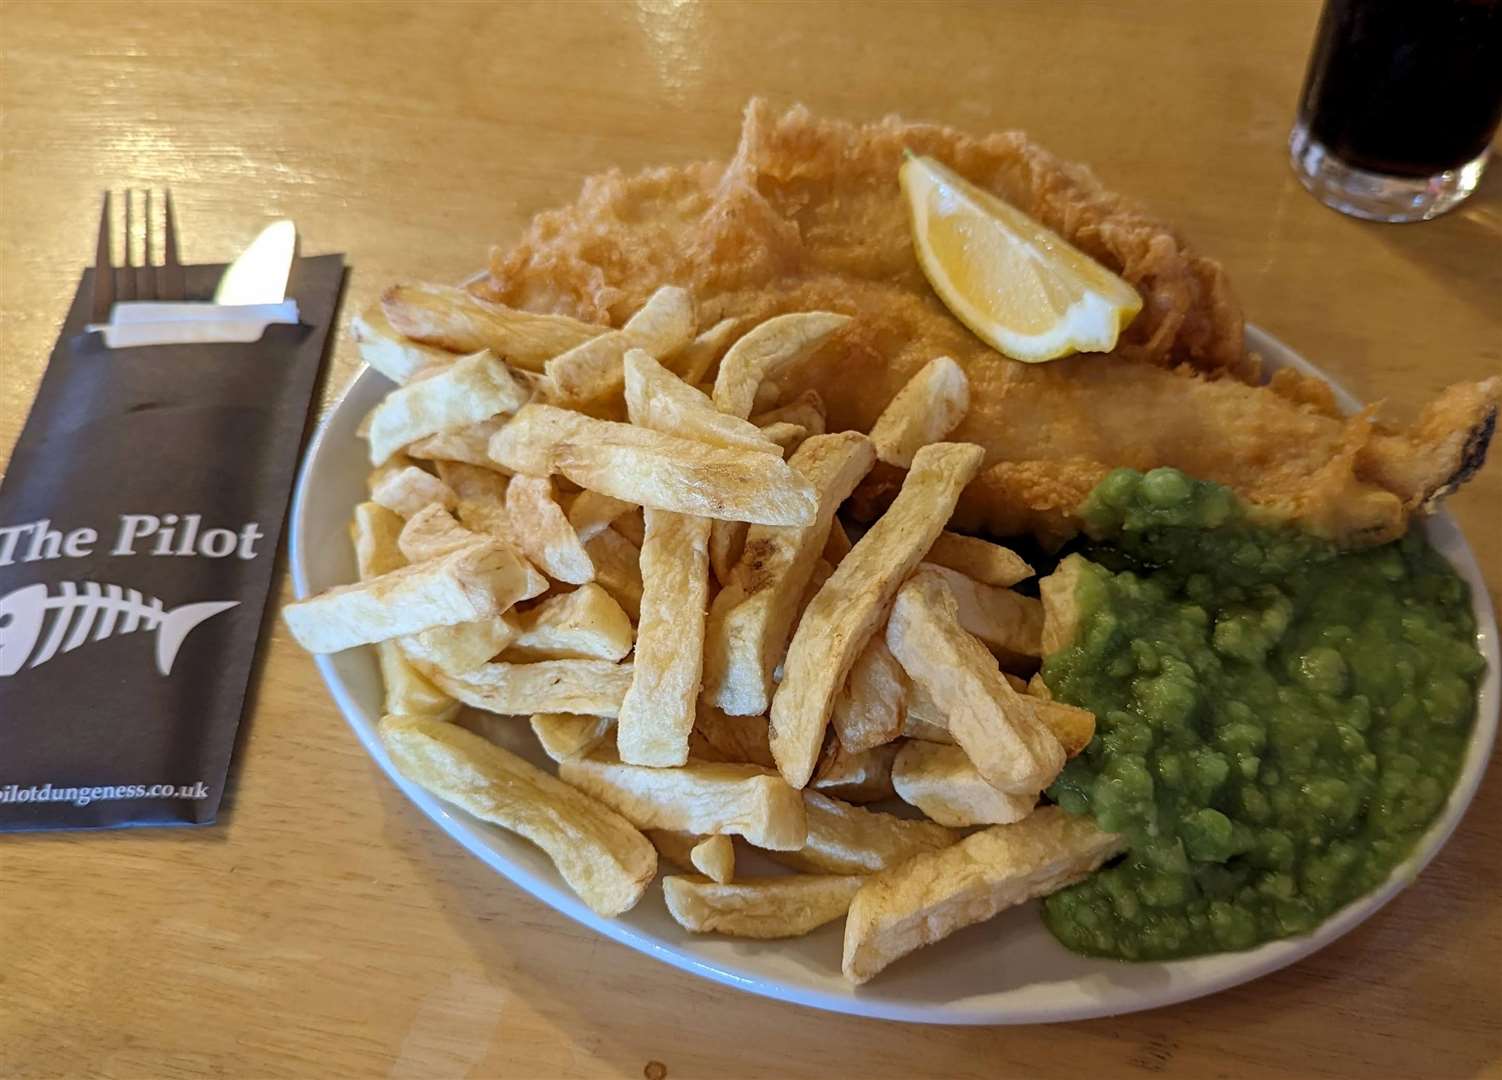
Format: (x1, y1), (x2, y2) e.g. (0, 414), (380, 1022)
(287, 323), (1500, 1025)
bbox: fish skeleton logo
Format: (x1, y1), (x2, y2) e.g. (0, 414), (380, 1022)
(0, 581), (238, 678)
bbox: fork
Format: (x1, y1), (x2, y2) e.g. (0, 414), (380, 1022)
(92, 189), (187, 322)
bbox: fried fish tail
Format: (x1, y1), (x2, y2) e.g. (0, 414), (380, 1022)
(944, 377), (1498, 548)
(1359, 377), (1499, 513)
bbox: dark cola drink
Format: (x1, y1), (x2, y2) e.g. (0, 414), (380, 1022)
(1290, 0), (1502, 222)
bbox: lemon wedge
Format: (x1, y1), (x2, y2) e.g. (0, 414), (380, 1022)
(901, 154), (1142, 362)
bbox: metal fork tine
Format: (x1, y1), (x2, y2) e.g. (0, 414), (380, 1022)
(135, 190), (156, 301)
(115, 191), (137, 303)
(159, 189), (186, 301)
(143, 187), (159, 301)
(91, 192), (116, 323)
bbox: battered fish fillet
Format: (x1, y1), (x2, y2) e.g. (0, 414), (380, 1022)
(479, 100), (1497, 546)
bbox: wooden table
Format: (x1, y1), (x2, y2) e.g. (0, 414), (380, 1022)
(3, 2), (1499, 1076)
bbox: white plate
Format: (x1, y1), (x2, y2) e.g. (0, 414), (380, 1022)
(288, 325), (1499, 1024)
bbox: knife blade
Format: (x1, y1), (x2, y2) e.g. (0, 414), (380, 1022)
(213, 220), (296, 305)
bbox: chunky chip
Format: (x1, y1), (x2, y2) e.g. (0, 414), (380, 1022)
(546, 286), (695, 406)
(406, 418), (510, 470)
(708, 520), (748, 589)
(810, 741), (900, 805)
(379, 647), (460, 717)
(769, 442), (985, 788)
(505, 475), (595, 585)
(612, 508), (646, 548)
(704, 433), (877, 717)
(689, 834), (736, 884)
(530, 713), (616, 763)
(1040, 553), (1090, 655)
(558, 757), (807, 850)
(751, 377), (788, 416)
(901, 678), (956, 742)
(489, 405), (818, 526)
(644, 831), (736, 882)
(752, 390), (826, 436)
(886, 570), (1064, 794)
(841, 807), (1124, 983)
(367, 451), (414, 489)
(616, 510), (711, 767)
(582, 527), (644, 622)
(915, 563), (1043, 659)
(368, 350), (530, 465)
(780, 562), (859, 692)
(351, 502), (457, 719)
(398, 505), (485, 562)
(381, 282), (603, 371)
(284, 541), (540, 653)
(370, 464), (457, 519)
(507, 583), (634, 662)
(352, 302), (456, 385)
(623, 349), (778, 453)
(436, 461), (518, 547)
(622, 349), (770, 630)
(926, 531), (1034, 588)
(1032, 699), (1094, 757)
(399, 614), (519, 676)
(565, 489), (635, 542)
(770, 791), (957, 875)
(644, 829), (703, 873)
(673, 316), (744, 386)
(664, 874), (863, 939)
(711, 312), (850, 420)
(436, 459), (510, 504)
(614, 285), (694, 354)
(352, 500), (408, 579)
(433, 659), (633, 717)
(898, 708), (954, 745)
(905, 672), (1096, 757)
(830, 634), (907, 753)
(891, 740), (1037, 827)
(867, 355), (970, 468)
(760, 422), (809, 454)
(380, 715), (654, 917)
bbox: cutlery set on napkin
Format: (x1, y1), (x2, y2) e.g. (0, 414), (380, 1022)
(87, 193), (302, 347)
(0, 191), (345, 832)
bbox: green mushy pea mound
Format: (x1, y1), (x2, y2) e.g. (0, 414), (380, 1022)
(1040, 467), (1484, 961)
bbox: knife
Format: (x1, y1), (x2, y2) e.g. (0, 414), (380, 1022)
(213, 219), (297, 305)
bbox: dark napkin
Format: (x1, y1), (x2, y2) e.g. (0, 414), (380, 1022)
(0, 255), (345, 830)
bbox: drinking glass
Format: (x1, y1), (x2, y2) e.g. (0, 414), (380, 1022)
(1290, 0), (1502, 222)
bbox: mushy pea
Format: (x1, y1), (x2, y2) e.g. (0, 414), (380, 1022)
(1040, 467), (1484, 961)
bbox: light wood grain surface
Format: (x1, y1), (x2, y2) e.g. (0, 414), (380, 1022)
(2, 2), (1499, 1077)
